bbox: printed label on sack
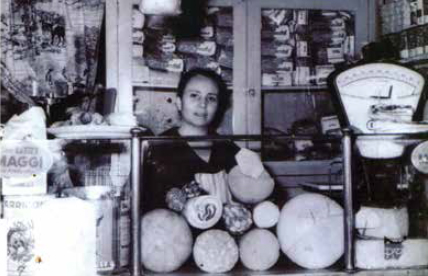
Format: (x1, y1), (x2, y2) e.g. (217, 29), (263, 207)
(0, 140), (53, 177)
(384, 241), (403, 260)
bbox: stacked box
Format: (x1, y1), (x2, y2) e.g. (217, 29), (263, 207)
(140, 6), (233, 85)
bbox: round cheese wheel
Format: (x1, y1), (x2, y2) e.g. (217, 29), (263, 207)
(140, 209), (193, 272)
(193, 230), (239, 273)
(253, 201), (280, 228)
(276, 193), (344, 269)
(239, 229), (280, 271)
(228, 166), (275, 204)
(183, 195), (222, 229)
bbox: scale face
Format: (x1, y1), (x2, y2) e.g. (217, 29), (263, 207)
(334, 63), (425, 133)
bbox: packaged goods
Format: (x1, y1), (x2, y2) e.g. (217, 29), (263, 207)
(33, 198), (96, 276)
(356, 239), (428, 269)
(3, 194), (55, 276)
(355, 206), (408, 240)
(2, 107), (49, 195)
(262, 58), (293, 73)
(145, 57), (184, 72)
(63, 186), (119, 273)
(177, 40), (217, 57)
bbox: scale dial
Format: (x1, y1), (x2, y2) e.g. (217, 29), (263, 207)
(335, 63), (425, 133)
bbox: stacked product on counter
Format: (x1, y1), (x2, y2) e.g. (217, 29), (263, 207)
(135, 6), (233, 86)
(140, 147), (347, 273)
(355, 206), (428, 269)
(1, 106), (135, 276)
(0, 107), (99, 276)
(261, 9), (355, 87)
(379, 0), (428, 61)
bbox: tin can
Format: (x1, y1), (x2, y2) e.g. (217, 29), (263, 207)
(3, 194), (55, 276)
(63, 186), (119, 274)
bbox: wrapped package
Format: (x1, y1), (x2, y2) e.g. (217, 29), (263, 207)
(3, 194), (55, 276)
(261, 41), (294, 58)
(186, 57), (220, 73)
(1, 107), (50, 195)
(355, 206), (408, 240)
(262, 72), (293, 86)
(356, 239), (428, 269)
(132, 8), (145, 29)
(33, 198), (96, 276)
(176, 40), (217, 57)
(145, 57), (184, 72)
(262, 58), (293, 73)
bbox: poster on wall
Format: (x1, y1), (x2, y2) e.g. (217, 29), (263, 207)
(1, 0), (105, 99)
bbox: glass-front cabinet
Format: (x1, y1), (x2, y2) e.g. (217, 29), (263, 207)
(104, 0), (380, 275)
(107, 0), (375, 139)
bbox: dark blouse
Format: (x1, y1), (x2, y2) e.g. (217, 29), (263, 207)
(142, 127), (241, 212)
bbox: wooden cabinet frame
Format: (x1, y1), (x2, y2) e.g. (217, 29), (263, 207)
(106, 0), (376, 137)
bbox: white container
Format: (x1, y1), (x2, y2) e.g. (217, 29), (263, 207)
(63, 186), (119, 273)
(3, 194), (55, 276)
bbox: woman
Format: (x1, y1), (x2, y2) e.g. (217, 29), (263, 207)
(142, 68), (240, 212)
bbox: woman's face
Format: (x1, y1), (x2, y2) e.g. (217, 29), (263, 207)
(177, 75), (219, 129)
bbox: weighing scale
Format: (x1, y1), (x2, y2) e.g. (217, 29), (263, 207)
(333, 62), (428, 159)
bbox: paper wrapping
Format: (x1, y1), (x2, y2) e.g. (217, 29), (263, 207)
(3, 194), (55, 276)
(356, 206), (409, 240)
(356, 239), (428, 269)
(2, 107), (49, 195)
(33, 198), (96, 276)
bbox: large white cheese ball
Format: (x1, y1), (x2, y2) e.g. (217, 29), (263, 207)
(140, 209), (193, 272)
(239, 229), (280, 271)
(276, 193), (344, 269)
(228, 166), (275, 204)
(193, 230), (239, 273)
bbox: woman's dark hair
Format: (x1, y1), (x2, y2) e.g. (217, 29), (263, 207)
(177, 68), (230, 129)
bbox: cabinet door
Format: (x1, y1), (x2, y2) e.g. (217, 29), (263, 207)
(107, 0), (248, 135)
(245, 0), (376, 136)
